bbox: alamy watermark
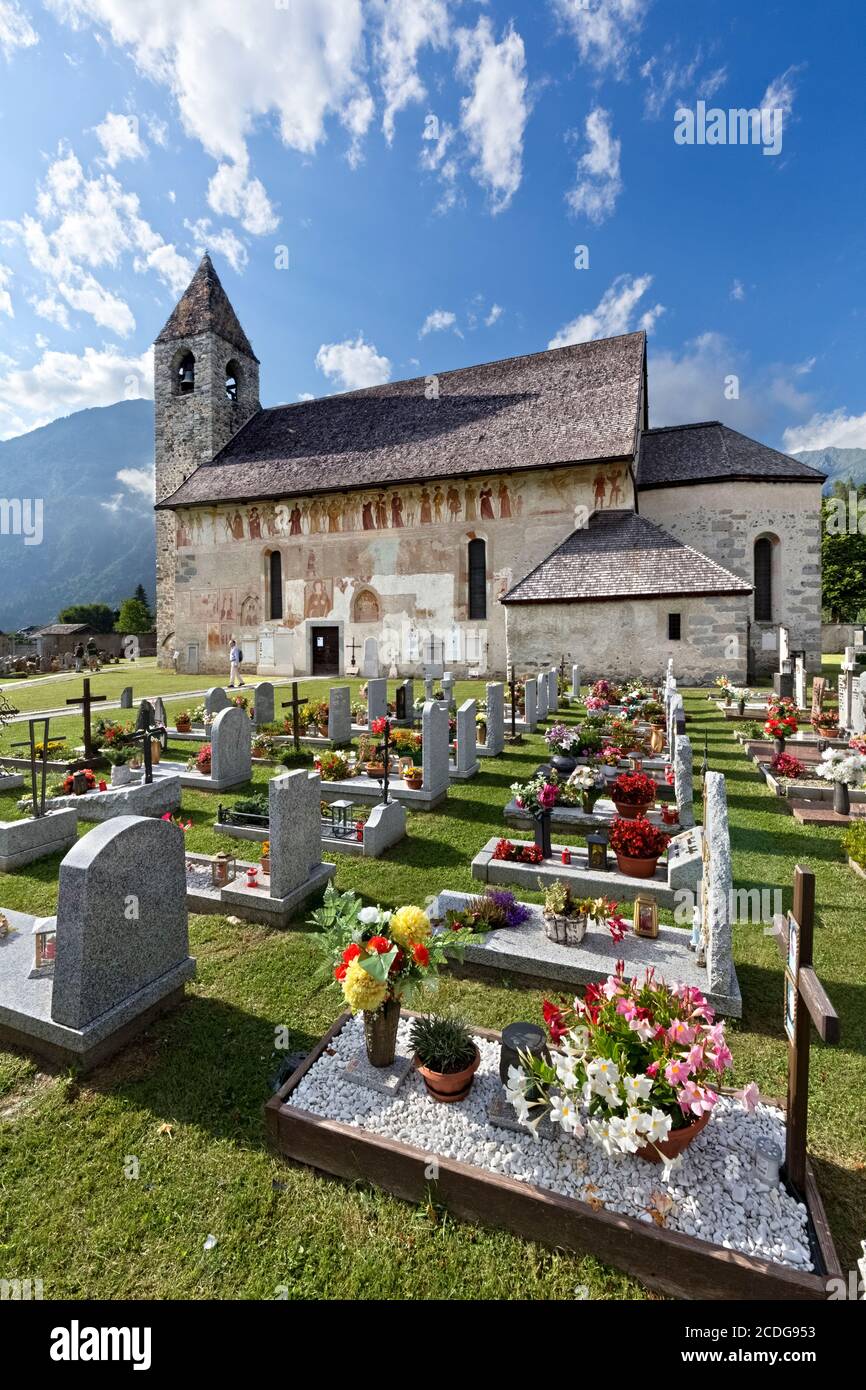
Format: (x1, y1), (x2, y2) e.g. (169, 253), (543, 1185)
(675, 100), (783, 157)
(0, 498), (43, 546)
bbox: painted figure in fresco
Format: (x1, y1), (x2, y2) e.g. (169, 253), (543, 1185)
(301, 502), (312, 534)
(289, 504), (302, 535)
(274, 505), (290, 535)
(593, 470), (608, 507)
(479, 486), (495, 520)
(343, 495), (360, 531)
(405, 490), (418, 526)
(433, 485), (444, 523)
(310, 499), (325, 534)
(177, 515), (191, 547)
(263, 505), (279, 537)
(608, 468), (624, 506)
(231, 511), (245, 540)
(419, 488), (432, 523)
(248, 507), (262, 539)
(464, 483), (477, 520)
(220, 592), (235, 621)
(498, 481), (512, 519)
(327, 498), (342, 533)
(305, 579), (332, 618)
(375, 492), (388, 529)
(447, 484), (461, 521)
(354, 588), (381, 623)
(240, 594), (260, 626)
(192, 511), (206, 544)
(390, 492), (404, 527)
(362, 496), (376, 530)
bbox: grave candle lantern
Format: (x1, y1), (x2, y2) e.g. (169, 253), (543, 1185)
(498, 1021), (547, 1087)
(211, 851), (236, 887)
(245, 865), (259, 889)
(633, 896), (659, 939)
(586, 832), (609, 872)
(754, 1139), (782, 1186)
(32, 917), (57, 973)
(560, 847), (571, 865)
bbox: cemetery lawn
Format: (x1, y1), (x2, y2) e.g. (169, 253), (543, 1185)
(0, 688), (864, 1299)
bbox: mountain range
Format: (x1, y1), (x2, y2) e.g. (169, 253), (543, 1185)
(0, 400), (155, 632)
(792, 446), (866, 493)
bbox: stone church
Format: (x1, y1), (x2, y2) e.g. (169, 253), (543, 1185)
(154, 255), (824, 683)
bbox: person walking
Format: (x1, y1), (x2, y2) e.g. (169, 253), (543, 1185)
(229, 636), (244, 688)
(73, 641), (84, 673)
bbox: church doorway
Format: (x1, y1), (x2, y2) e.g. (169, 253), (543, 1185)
(311, 626), (339, 676)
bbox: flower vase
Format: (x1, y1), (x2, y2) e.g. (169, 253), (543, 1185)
(737, 699), (746, 717)
(581, 790), (597, 814)
(550, 753), (577, 777)
(533, 810), (552, 859)
(773, 736), (785, 756)
(834, 780), (851, 816)
(363, 997), (401, 1067)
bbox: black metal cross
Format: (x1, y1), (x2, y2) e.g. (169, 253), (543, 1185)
(66, 677), (107, 762)
(347, 636), (360, 672)
(118, 720), (166, 785)
(0, 691), (20, 725)
(559, 654), (567, 684)
(772, 865), (840, 1197)
(11, 717), (51, 817)
(280, 682), (308, 755)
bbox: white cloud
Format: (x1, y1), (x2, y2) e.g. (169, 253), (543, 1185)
(0, 0), (38, 59)
(549, 272), (663, 348)
(47, 0), (373, 225)
(185, 218), (248, 274)
(552, 0), (649, 75)
(116, 465), (154, 498)
(4, 147), (193, 335)
(455, 17), (529, 214)
(640, 46), (726, 119)
(0, 263), (13, 316)
(419, 308), (457, 337)
(315, 334), (391, 391)
(375, 0), (451, 143)
(649, 331), (815, 433)
(566, 107), (622, 225)
(783, 409), (866, 455)
(730, 279), (745, 301)
(0, 344), (153, 439)
(762, 64), (802, 120)
(207, 159), (278, 237)
(30, 293), (71, 329)
(485, 302), (503, 326)
(146, 113), (168, 147)
(420, 119), (459, 212)
(93, 110), (147, 167)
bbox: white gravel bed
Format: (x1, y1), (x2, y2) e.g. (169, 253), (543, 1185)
(287, 1016), (814, 1271)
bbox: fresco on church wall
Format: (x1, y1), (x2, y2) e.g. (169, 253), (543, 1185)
(173, 461), (630, 551)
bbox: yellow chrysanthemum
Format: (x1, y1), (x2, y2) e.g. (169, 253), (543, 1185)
(389, 905), (431, 948)
(341, 959), (388, 1013)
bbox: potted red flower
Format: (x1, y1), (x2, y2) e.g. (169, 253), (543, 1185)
(608, 815), (670, 878)
(610, 770), (656, 819)
(196, 743), (212, 776)
(811, 711), (840, 738)
(764, 713), (797, 755)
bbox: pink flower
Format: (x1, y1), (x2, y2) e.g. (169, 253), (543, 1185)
(677, 1081), (718, 1116)
(646, 1061), (660, 1077)
(738, 1080), (760, 1114)
(602, 974), (623, 1000)
(616, 998), (637, 1020)
(686, 1043), (705, 1071)
(629, 1017), (655, 1042)
(665, 1058), (692, 1087)
(538, 783), (558, 809)
(667, 1018), (695, 1046)
(707, 1044), (732, 1074)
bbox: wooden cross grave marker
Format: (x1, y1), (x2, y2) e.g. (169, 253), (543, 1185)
(772, 864), (840, 1198)
(66, 677), (107, 763)
(280, 682), (308, 755)
(11, 716), (51, 817)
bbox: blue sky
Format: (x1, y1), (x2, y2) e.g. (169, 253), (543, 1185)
(0, 0), (864, 487)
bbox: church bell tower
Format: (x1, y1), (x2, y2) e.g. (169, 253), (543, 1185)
(153, 253), (261, 662)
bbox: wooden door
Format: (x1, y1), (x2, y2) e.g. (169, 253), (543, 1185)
(311, 627), (339, 676)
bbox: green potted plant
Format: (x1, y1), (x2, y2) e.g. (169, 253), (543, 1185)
(104, 746), (134, 786)
(410, 1013), (480, 1103)
(318, 750), (350, 781)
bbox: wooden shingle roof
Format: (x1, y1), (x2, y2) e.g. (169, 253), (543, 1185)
(156, 331), (646, 508)
(501, 510), (753, 604)
(638, 421), (824, 489)
(155, 253), (258, 361)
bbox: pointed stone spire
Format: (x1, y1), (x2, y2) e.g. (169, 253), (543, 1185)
(155, 252), (258, 361)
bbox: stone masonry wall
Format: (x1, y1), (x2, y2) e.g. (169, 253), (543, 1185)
(504, 593), (750, 685)
(639, 479), (823, 675)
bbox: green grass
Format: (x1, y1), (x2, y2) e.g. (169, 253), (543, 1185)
(0, 688), (863, 1300)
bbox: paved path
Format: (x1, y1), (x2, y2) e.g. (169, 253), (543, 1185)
(0, 677), (335, 725)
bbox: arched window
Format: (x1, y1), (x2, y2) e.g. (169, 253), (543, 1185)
(177, 351), (195, 395)
(225, 359), (241, 402)
(754, 536), (774, 621)
(269, 550), (283, 621)
(468, 538), (487, 620)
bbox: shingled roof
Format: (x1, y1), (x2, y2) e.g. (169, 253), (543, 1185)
(637, 421), (825, 489)
(501, 509), (753, 604)
(155, 253), (258, 361)
(156, 331), (646, 509)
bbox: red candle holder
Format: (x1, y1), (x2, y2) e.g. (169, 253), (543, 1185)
(355, 820), (364, 842)
(245, 866), (259, 889)
(98, 780), (108, 791)
(561, 847), (572, 865)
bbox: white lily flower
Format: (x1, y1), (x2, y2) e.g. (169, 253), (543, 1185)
(624, 1073), (654, 1104)
(642, 1107), (673, 1143)
(550, 1094), (584, 1135)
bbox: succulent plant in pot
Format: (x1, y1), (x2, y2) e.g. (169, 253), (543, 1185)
(410, 1013), (480, 1103)
(104, 746), (134, 785)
